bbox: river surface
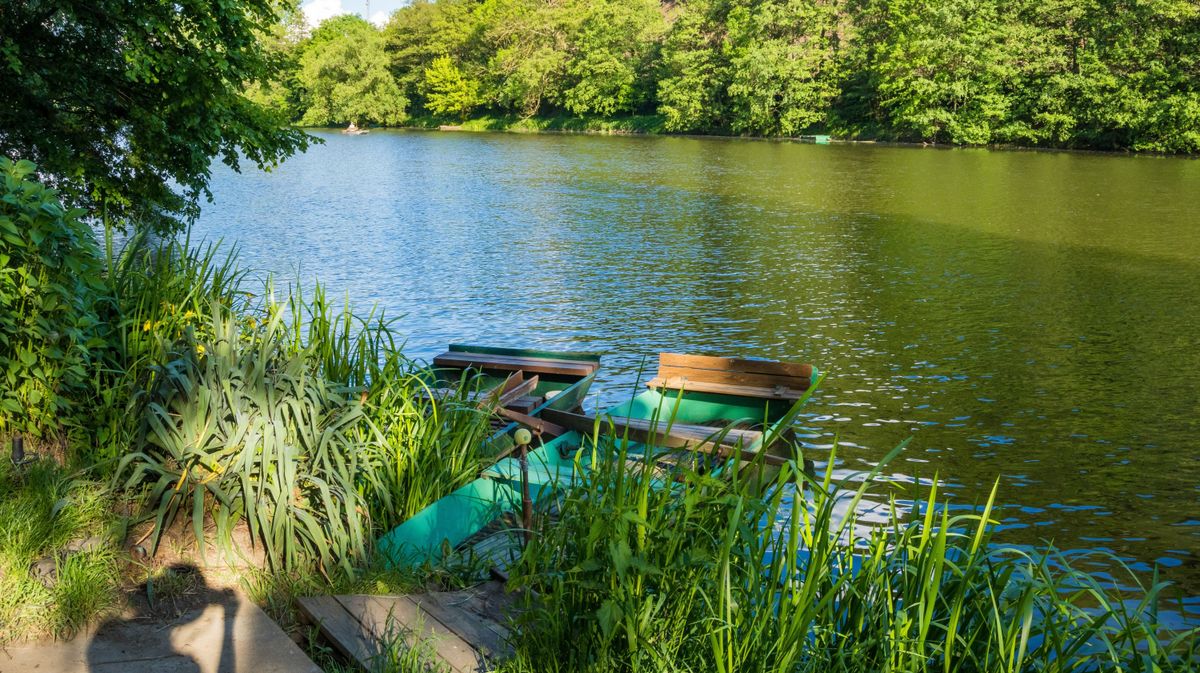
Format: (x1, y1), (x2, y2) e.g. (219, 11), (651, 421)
(197, 130), (1200, 619)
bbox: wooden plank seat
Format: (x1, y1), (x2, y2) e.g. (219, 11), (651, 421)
(433, 351), (599, 378)
(646, 352), (814, 400)
(542, 409), (789, 467)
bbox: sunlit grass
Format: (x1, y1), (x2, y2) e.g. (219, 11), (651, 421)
(0, 461), (122, 643)
(496, 434), (1199, 672)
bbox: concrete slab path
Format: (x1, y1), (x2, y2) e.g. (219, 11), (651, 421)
(0, 589), (321, 673)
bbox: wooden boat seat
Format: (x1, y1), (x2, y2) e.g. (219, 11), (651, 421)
(646, 352), (814, 400)
(608, 415), (763, 448)
(433, 351), (598, 378)
(541, 409), (790, 467)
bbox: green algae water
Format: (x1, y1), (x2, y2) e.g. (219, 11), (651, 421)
(197, 130), (1200, 618)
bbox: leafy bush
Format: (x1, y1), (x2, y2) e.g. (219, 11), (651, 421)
(119, 302), (380, 574)
(0, 158), (106, 438)
(114, 267), (495, 576)
(88, 235), (249, 462)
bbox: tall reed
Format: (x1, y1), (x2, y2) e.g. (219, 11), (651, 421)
(504, 437), (1199, 672)
(111, 242), (497, 576)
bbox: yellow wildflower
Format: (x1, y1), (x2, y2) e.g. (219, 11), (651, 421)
(183, 310), (196, 320)
(196, 344), (207, 356)
(142, 320), (152, 332)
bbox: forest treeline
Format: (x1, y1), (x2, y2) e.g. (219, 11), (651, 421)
(256, 0), (1200, 152)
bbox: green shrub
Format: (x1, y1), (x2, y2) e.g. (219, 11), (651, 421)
(88, 234), (249, 462)
(115, 273), (495, 576)
(0, 158), (106, 438)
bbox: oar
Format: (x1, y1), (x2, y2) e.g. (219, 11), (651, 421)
(514, 428), (534, 548)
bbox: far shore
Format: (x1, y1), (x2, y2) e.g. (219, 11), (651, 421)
(299, 117), (1191, 158)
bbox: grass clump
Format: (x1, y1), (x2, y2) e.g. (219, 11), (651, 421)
(110, 252), (497, 577)
(0, 460), (122, 643)
(500, 439), (1199, 672)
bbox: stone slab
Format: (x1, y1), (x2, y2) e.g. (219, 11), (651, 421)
(0, 589), (320, 673)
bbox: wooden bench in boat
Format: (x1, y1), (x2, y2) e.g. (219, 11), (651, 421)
(541, 408), (789, 467)
(433, 350), (599, 378)
(646, 352), (814, 400)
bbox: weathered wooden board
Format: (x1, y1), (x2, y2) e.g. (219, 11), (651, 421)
(541, 409), (789, 467)
(297, 583), (517, 673)
(298, 595), (387, 667)
(1, 590), (322, 673)
(651, 353), (814, 399)
(655, 365), (811, 391)
(433, 352), (598, 378)
(647, 376), (809, 401)
(658, 352), (814, 379)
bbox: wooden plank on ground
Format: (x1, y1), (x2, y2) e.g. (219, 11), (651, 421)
(297, 595), (384, 668)
(307, 592), (504, 671)
(2, 590), (322, 673)
(416, 592), (512, 661)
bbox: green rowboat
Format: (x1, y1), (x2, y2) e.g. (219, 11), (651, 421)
(379, 351), (816, 568)
(421, 343), (600, 456)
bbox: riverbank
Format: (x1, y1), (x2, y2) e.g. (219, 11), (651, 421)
(402, 112), (667, 135)
(326, 116), (1198, 157)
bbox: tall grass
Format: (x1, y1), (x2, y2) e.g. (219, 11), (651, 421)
(111, 240), (497, 576)
(0, 461), (122, 643)
(90, 233), (251, 462)
(502, 437), (1199, 672)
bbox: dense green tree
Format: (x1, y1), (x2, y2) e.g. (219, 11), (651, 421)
(724, 0), (846, 136)
(0, 0), (309, 234)
(420, 56), (483, 118)
(657, 0), (731, 133)
(559, 0), (666, 116)
(298, 16), (409, 127)
(246, 5), (311, 123)
(384, 0), (485, 109)
(259, 0), (1200, 152)
(868, 0), (1019, 144)
(478, 0), (573, 115)
(1062, 0), (1200, 152)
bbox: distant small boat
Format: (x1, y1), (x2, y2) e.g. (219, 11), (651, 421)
(342, 122), (368, 135)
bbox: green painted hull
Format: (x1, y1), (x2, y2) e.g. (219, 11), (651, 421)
(378, 368), (816, 569)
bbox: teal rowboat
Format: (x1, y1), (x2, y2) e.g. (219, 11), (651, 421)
(379, 352), (816, 568)
(422, 343), (600, 456)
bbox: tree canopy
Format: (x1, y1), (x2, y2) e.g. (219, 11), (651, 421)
(298, 16), (409, 127)
(0, 0), (311, 233)
(269, 0), (1199, 152)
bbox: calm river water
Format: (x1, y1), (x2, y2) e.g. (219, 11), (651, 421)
(197, 130), (1200, 617)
